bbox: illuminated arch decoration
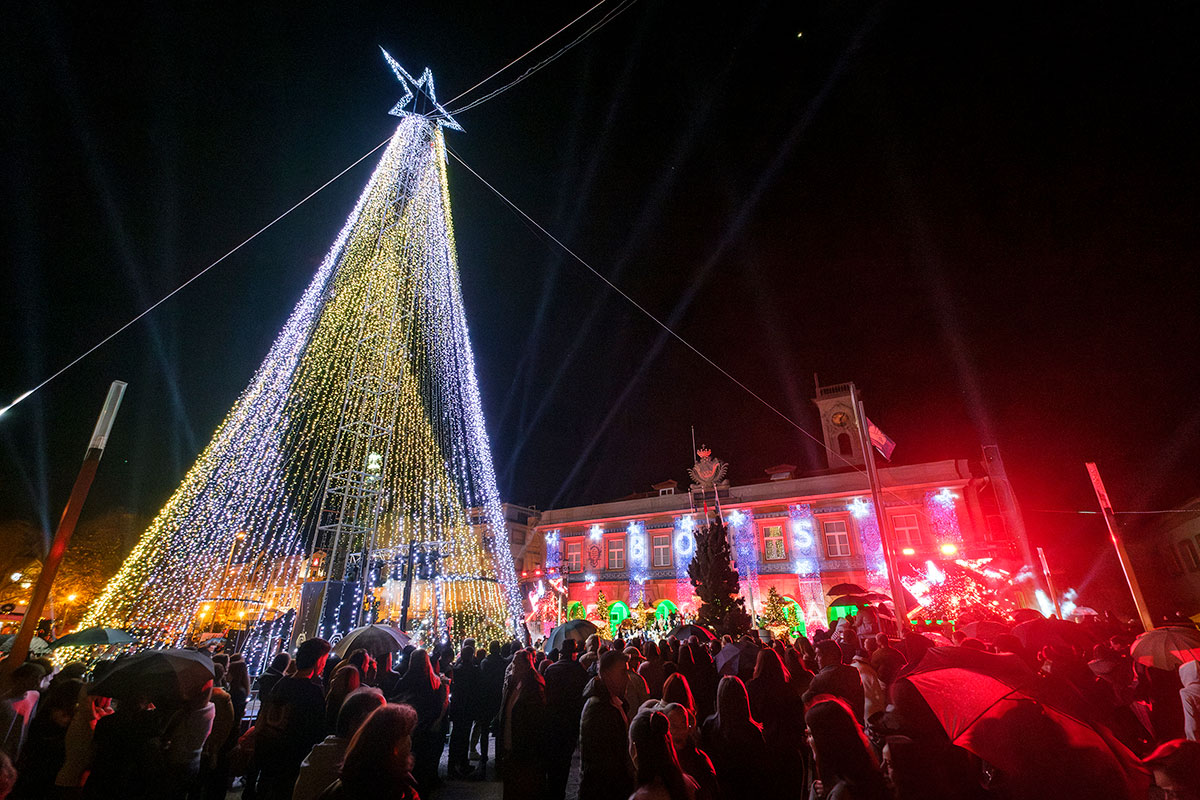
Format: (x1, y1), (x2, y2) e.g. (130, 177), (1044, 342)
(567, 601), (585, 621)
(69, 52), (524, 670)
(608, 600), (631, 634)
(654, 598), (679, 623)
(781, 595), (806, 636)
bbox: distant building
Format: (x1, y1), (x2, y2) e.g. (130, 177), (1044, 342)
(528, 381), (1039, 635)
(1129, 498), (1200, 622)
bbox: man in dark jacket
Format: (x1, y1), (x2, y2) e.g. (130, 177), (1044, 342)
(801, 639), (865, 721)
(448, 642), (480, 778)
(475, 640), (507, 778)
(579, 650), (633, 800)
(255, 638), (331, 800)
(543, 639), (590, 800)
(869, 632), (908, 686)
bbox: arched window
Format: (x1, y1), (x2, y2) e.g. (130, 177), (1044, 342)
(837, 432), (853, 456)
(567, 601), (585, 620)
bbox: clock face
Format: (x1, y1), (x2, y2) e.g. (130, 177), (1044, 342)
(831, 411), (850, 428)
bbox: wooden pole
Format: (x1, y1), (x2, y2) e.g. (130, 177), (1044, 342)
(3, 382), (125, 672)
(1085, 462), (1155, 631)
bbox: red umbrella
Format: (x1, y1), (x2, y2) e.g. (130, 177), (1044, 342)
(668, 624), (716, 642)
(902, 647), (1147, 800)
(1131, 626), (1200, 670)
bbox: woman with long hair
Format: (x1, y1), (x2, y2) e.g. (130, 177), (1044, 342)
(497, 649), (547, 800)
(700, 676), (766, 798)
(628, 708), (695, 800)
(805, 696), (889, 800)
(392, 649), (448, 793)
(324, 665), (361, 733)
(319, 703), (419, 799)
(748, 648), (806, 789)
(661, 673), (697, 722)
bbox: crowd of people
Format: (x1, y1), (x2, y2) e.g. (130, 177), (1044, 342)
(0, 610), (1199, 799)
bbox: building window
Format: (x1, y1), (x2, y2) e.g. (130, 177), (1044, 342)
(892, 514), (921, 548)
(1181, 539), (1200, 572)
(607, 538), (626, 571)
(566, 541), (582, 573)
(823, 520), (851, 557)
(837, 433), (853, 456)
(659, 487), (675, 496)
(762, 525), (787, 561)
(652, 534), (671, 567)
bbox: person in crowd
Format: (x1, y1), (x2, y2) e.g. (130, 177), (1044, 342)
(625, 647), (652, 710)
(639, 642), (665, 699)
(851, 656), (887, 721)
(1182, 660), (1200, 741)
(784, 645), (814, 694)
(199, 665), (235, 800)
(0, 752), (14, 800)
(1143, 739), (1200, 800)
(162, 679), (216, 798)
(256, 653), (292, 700)
(391, 648), (448, 793)
(323, 666), (360, 735)
(256, 638), (331, 800)
(803, 640), (865, 722)
(748, 648), (806, 788)
(85, 688), (164, 798)
(53, 683), (111, 792)
(580, 650), (634, 800)
(805, 695), (889, 800)
(869, 633), (907, 687)
(292, 687), (384, 800)
(701, 676), (766, 798)
(317, 703), (419, 800)
(0, 663), (46, 760)
(375, 651), (402, 697)
(900, 630), (933, 668)
(662, 673), (697, 723)
(580, 634), (602, 674)
(497, 649), (546, 799)
(650, 701), (717, 800)
(447, 642), (480, 779)
(833, 619), (861, 664)
(687, 644), (719, 723)
(12, 677), (81, 799)
(227, 657), (251, 726)
(475, 640), (506, 777)
(628, 707), (695, 800)
(544, 638), (589, 800)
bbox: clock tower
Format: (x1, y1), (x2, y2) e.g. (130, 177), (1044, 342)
(812, 379), (864, 469)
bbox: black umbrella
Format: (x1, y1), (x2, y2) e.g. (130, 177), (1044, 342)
(1012, 618), (1095, 654)
(89, 648), (214, 702)
(1011, 608), (1045, 624)
(715, 639), (759, 678)
(0, 634), (50, 655)
(51, 627), (135, 649)
(827, 583), (866, 597)
(544, 619), (599, 653)
(668, 624), (716, 642)
(332, 624), (410, 658)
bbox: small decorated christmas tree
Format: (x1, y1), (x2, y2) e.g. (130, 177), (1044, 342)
(688, 517), (752, 638)
(762, 586), (787, 628)
(595, 591), (611, 631)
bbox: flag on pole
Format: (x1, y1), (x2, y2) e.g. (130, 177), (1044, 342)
(866, 416), (896, 461)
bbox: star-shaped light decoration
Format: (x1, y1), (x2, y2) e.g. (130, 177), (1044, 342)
(380, 48), (463, 131)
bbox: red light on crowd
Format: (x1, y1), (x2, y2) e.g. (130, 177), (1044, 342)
(940, 543), (958, 556)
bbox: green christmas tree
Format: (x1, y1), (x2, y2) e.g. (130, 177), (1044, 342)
(687, 517), (752, 637)
(595, 591), (611, 631)
(762, 586), (787, 628)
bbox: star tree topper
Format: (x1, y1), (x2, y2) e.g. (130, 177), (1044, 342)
(381, 48), (463, 132)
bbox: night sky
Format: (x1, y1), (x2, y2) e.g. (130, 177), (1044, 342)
(2, 1), (1198, 613)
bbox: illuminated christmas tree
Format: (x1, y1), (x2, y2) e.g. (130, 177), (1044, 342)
(69, 52), (523, 668)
